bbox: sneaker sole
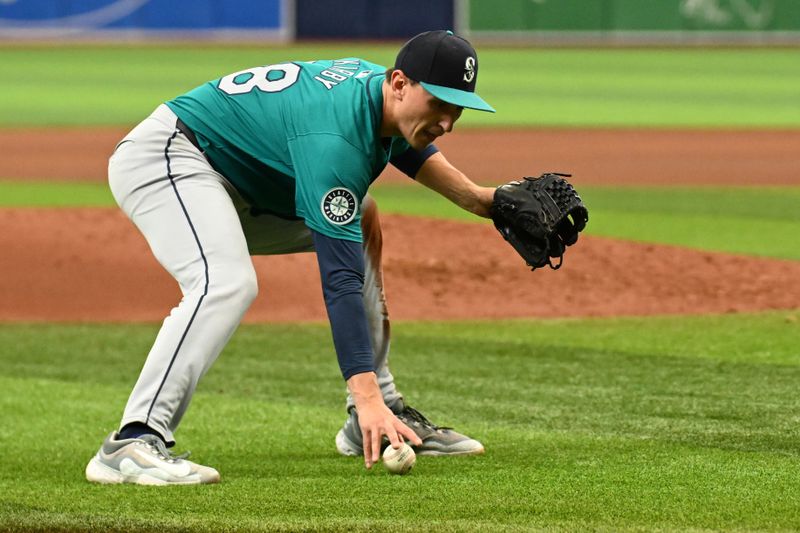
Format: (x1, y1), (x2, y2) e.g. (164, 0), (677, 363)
(86, 456), (127, 484)
(85, 456), (208, 486)
(416, 445), (485, 457)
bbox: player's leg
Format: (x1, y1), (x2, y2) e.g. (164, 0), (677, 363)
(87, 105), (255, 485)
(336, 195), (485, 457)
(352, 194), (400, 405)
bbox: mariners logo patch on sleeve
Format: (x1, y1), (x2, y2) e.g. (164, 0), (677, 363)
(321, 188), (358, 225)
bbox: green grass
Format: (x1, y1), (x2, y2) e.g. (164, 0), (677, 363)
(0, 181), (116, 207)
(368, 183), (800, 260)
(2, 312), (800, 531)
(0, 45), (798, 127)
(2, 180), (798, 260)
(571, 186), (800, 260)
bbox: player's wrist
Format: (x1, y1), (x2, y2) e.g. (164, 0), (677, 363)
(472, 186), (495, 218)
(346, 371), (382, 408)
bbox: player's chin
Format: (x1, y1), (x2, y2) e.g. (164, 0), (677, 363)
(410, 131), (437, 149)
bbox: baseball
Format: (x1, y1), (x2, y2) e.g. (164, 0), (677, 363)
(382, 442), (416, 475)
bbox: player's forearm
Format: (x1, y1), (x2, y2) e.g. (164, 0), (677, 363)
(416, 152), (494, 218)
(311, 230), (375, 379)
(346, 371), (383, 408)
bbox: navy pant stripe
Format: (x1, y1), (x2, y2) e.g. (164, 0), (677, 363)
(146, 130), (211, 425)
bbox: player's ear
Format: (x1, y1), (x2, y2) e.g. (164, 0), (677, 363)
(390, 70), (407, 99)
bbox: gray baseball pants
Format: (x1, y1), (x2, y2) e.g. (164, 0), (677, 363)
(108, 104), (400, 444)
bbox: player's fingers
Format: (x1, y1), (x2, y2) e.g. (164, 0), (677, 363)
(386, 428), (402, 449)
(370, 428), (381, 466)
(362, 429), (373, 469)
(397, 420), (423, 447)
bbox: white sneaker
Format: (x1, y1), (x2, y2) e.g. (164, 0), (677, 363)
(85, 432), (220, 485)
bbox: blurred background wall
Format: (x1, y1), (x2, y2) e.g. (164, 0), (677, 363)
(0, 0), (797, 43)
(295, 0), (453, 39)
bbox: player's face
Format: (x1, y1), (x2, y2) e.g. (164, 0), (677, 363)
(399, 82), (463, 149)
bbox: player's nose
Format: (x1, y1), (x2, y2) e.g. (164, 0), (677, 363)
(439, 114), (455, 134)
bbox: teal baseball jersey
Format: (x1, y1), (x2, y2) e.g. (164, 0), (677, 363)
(165, 58), (411, 243)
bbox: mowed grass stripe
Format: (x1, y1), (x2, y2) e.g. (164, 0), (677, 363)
(0, 181), (115, 207)
(2, 180), (798, 260)
(368, 183), (800, 260)
(5, 180), (800, 220)
(0, 46), (798, 127)
(2, 313), (800, 531)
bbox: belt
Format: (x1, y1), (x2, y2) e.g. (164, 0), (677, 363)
(175, 118), (201, 151)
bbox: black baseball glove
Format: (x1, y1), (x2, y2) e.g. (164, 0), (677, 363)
(490, 172), (589, 271)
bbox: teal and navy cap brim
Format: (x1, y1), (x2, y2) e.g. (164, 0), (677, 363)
(420, 81), (496, 113)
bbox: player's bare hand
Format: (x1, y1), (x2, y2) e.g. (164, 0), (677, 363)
(356, 402), (422, 469)
(346, 372), (422, 469)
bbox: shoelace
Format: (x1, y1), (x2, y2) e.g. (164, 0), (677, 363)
(400, 406), (452, 431)
(143, 437), (191, 463)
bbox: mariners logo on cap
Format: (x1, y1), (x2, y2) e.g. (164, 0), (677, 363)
(463, 57), (475, 83)
(321, 188), (357, 225)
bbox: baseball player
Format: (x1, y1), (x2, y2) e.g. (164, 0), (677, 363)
(86, 30), (497, 485)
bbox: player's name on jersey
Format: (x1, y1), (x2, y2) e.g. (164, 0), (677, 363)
(313, 59), (372, 90)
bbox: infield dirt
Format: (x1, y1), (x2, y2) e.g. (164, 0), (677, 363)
(2, 128), (798, 322)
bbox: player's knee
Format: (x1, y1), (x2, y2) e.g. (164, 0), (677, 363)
(230, 267), (259, 307)
(210, 265), (258, 310)
(361, 193), (376, 212)
(360, 194), (383, 252)
(360, 194), (378, 229)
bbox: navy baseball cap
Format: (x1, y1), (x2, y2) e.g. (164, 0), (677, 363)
(394, 30), (495, 113)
